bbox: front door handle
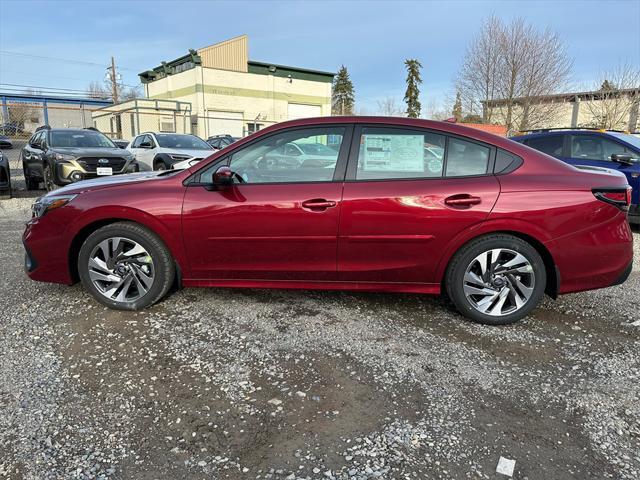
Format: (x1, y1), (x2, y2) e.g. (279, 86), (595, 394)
(301, 198), (337, 211)
(444, 194), (482, 208)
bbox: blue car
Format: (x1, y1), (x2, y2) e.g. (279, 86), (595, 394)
(511, 129), (640, 225)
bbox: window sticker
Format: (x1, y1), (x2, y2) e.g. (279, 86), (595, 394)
(363, 134), (424, 172)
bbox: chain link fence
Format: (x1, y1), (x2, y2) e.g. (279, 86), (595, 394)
(0, 98), (279, 194)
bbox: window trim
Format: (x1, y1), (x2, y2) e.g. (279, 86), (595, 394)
(345, 124), (497, 182)
(186, 123), (355, 187)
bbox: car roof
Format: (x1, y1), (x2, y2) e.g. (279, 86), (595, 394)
(512, 130), (618, 140)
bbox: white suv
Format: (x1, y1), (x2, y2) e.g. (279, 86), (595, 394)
(127, 133), (214, 171)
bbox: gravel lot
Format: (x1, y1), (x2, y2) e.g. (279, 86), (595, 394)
(1, 180), (639, 479)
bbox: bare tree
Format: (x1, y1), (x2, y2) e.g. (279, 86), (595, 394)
(582, 63), (640, 130)
(376, 97), (404, 116)
(457, 17), (572, 133)
(86, 81), (111, 100)
(456, 16), (502, 123)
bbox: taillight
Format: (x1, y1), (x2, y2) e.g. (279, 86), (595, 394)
(592, 186), (632, 210)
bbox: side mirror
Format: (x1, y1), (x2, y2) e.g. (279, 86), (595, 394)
(139, 141), (152, 149)
(213, 165), (234, 186)
(611, 153), (633, 165)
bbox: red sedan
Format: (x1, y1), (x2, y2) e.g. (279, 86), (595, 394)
(23, 117), (633, 325)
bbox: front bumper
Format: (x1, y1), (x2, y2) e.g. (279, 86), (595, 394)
(23, 214), (75, 285)
(54, 159), (138, 186)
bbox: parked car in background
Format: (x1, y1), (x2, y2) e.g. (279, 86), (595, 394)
(127, 133), (214, 171)
(511, 128), (640, 224)
(23, 117), (633, 325)
(0, 150), (11, 198)
(112, 139), (130, 149)
(0, 135), (14, 149)
(21, 127), (138, 191)
(207, 134), (239, 150)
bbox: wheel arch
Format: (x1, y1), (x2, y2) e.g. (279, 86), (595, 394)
(438, 225), (559, 299)
(153, 153), (172, 169)
(67, 213), (186, 286)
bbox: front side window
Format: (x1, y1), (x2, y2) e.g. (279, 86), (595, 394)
(201, 127), (345, 184)
(445, 138), (490, 177)
(525, 135), (564, 156)
(131, 135), (145, 148)
(355, 128), (446, 180)
(570, 135), (627, 161)
(49, 130), (115, 148)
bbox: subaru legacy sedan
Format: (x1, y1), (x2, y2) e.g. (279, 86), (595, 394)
(23, 117), (633, 325)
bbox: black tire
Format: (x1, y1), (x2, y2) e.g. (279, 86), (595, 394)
(154, 159), (168, 171)
(23, 163), (39, 190)
(445, 234), (546, 325)
(78, 222), (175, 310)
(43, 163), (58, 192)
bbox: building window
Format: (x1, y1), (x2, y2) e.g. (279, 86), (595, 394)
(159, 116), (175, 133)
(247, 122), (264, 135)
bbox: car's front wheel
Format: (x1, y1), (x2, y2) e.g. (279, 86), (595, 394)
(78, 222), (175, 310)
(445, 234), (546, 325)
(23, 162), (39, 190)
(43, 163), (58, 192)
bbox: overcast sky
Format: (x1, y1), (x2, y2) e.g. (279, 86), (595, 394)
(1, 0), (639, 114)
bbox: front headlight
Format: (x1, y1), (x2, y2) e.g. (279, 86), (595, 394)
(52, 152), (76, 162)
(169, 154), (191, 161)
(32, 194), (77, 218)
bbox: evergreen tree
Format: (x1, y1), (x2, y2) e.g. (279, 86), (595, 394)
(452, 92), (463, 121)
(404, 59), (423, 118)
(332, 65), (355, 115)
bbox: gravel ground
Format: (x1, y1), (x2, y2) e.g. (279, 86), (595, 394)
(0, 189), (639, 480)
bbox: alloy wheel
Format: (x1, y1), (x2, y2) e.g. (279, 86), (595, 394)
(44, 164), (57, 192)
(462, 248), (535, 317)
(87, 236), (155, 303)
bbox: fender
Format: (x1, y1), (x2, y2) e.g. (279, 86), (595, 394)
(433, 217), (555, 281)
(66, 204), (190, 279)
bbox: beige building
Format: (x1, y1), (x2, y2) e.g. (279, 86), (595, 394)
(484, 88), (640, 133)
(138, 35), (334, 138)
(92, 98), (192, 140)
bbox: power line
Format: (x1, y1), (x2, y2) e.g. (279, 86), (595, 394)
(1, 82), (102, 94)
(0, 86), (113, 99)
(0, 50), (138, 72)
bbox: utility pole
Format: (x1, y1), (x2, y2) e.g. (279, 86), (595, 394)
(109, 56), (119, 104)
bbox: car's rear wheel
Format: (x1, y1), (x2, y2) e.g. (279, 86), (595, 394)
(445, 234), (546, 325)
(78, 222), (175, 310)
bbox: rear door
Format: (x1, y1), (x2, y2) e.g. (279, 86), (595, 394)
(337, 126), (500, 284)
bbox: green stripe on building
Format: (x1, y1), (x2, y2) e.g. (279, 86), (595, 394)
(150, 84), (330, 105)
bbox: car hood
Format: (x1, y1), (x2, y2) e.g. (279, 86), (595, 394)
(46, 171), (170, 196)
(165, 148), (214, 159)
(52, 147), (131, 157)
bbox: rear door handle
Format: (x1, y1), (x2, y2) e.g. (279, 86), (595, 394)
(444, 194), (482, 208)
(301, 198), (337, 211)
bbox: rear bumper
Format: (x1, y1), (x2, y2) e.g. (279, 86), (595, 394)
(547, 211), (634, 294)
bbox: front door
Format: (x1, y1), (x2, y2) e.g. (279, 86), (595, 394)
(338, 126), (500, 284)
(182, 125), (351, 281)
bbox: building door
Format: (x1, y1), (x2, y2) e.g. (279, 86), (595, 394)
(207, 110), (243, 137)
(287, 103), (322, 120)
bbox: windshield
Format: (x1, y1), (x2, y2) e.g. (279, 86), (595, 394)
(156, 134), (211, 150)
(297, 143), (338, 155)
(50, 130), (116, 148)
(609, 132), (640, 151)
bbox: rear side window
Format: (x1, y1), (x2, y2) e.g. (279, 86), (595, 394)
(525, 135), (564, 156)
(570, 135), (628, 161)
(494, 149), (523, 174)
(355, 128), (446, 180)
(445, 138), (490, 177)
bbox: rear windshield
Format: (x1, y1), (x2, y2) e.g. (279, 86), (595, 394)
(50, 131), (115, 148)
(156, 134), (211, 150)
